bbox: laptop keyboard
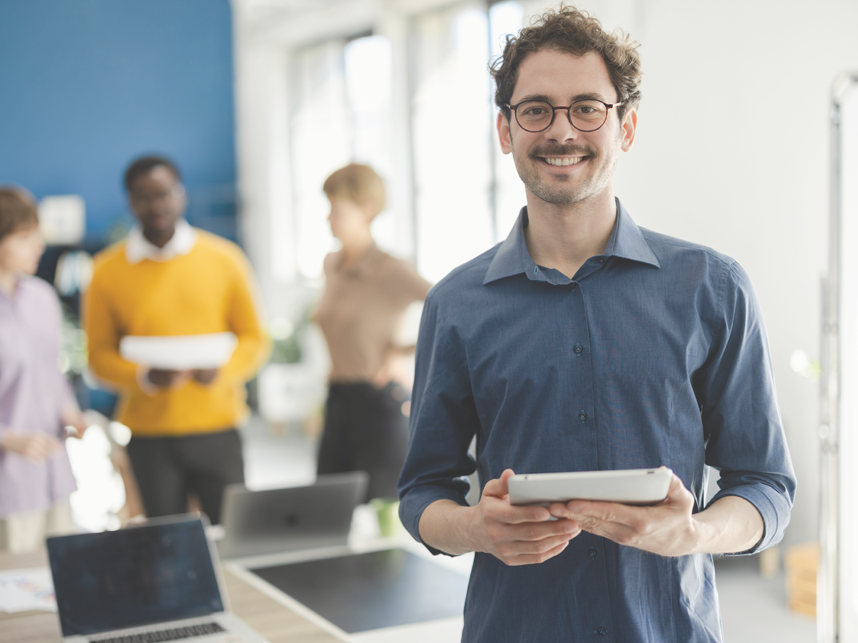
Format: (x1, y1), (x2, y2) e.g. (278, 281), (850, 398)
(90, 622), (225, 643)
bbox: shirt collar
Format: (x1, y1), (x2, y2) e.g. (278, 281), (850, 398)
(125, 219), (197, 265)
(483, 198), (660, 285)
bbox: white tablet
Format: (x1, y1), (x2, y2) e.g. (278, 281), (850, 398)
(119, 332), (238, 370)
(508, 468), (672, 507)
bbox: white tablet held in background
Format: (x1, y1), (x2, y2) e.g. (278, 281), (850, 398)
(120, 332), (237, 370)
(508, 467), (672, 507)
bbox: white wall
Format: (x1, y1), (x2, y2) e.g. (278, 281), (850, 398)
(606, 0), (858, 548)
(234, 0), (858, 548)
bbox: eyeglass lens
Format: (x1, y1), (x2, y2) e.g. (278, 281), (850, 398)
(515, 100), (610, 133)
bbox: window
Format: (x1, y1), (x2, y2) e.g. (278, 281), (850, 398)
(281, 1), (526, 285)
(289, 34), (394, 281)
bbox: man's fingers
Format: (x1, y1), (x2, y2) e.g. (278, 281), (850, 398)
(665, 470), (692, 504)
(566, 500), (637, 526)
(495, 503), (553, 524)
(503, 517), (579, 541)
(496, 469), (515, 497)
(503, 539), (571, 566)
(482, 469), (519, 503)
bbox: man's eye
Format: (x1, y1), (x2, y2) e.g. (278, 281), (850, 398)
(524, 107), (548, 116)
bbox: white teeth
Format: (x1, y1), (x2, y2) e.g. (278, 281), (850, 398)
(544, 157), (584, 166)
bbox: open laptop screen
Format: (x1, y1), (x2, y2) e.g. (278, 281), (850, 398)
(47, 518), (224, 637)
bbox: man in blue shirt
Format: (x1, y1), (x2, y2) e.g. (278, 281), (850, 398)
(398, 6), (795, 642)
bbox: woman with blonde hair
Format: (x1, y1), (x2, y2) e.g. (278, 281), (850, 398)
(313, 163), (431, 502)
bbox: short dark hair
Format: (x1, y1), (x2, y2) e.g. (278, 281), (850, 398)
(124, 155), (182, 192)
(0, 187), (39, 243)
(490, 4), (642, 122)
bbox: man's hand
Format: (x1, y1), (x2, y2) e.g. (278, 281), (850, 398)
(191, 368), (219, 385)
(1, 431), (62, 462)
(420, 469), (582, 565)
(147, 368), (191, 389)
(549, 468), (699, 557)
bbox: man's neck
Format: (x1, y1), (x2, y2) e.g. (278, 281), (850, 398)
(142, 226), (176, 249)
(523, 188), (617, 279)
(0, 270), (19, 298)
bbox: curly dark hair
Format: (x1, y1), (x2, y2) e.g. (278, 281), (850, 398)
(490, 4), (642, 122)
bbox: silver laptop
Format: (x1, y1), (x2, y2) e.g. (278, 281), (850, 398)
(46, 515), (267, 643)
(218, 471), (369, 559)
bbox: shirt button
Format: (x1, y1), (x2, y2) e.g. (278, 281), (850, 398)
(588, 547), (598, 560)
(578, 410), (588, 423)
(598, 258), (605, 264)
(595, 627), (607, 637)
(533, 266), (539, 275)
(570, 283), (577, 290)
(573, 343), (583, 355)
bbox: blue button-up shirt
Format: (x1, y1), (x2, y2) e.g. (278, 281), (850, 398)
(398, 200), (795, 643)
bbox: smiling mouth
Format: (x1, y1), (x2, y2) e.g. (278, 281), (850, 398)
(542, 156), (586, 167)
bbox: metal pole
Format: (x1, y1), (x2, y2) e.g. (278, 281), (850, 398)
(820, 70), (858, 643)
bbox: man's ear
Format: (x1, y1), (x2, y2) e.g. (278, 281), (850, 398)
(497, 111), (513, 154)
(620, 108), (637, 152)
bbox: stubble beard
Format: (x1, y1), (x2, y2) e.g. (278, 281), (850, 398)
(512, 140), (618, 206)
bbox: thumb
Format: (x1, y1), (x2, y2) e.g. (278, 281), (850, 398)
(664, 468), (693, 505)
(484, 468), (516, 499)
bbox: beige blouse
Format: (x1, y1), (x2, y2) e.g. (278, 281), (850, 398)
(314, 244), (431, 383)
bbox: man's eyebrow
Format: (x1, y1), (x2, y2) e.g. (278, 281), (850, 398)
(514, 91), (612, 104)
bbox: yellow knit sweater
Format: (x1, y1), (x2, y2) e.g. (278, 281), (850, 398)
(84, 230), (271, 435)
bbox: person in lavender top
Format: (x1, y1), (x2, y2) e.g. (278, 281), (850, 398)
(0, 187), (87, 553)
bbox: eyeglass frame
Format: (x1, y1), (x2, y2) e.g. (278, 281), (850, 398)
(504, 99), (625, 133)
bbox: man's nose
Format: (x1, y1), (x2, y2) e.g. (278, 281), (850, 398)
(544, 108), (579, 142)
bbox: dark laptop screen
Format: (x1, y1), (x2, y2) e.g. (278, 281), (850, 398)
(47, 518), (224, 637)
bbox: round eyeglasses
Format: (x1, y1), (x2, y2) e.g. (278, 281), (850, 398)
(505, 99), (624, 133)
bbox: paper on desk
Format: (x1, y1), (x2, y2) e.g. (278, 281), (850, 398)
(0, 567), (56, 613)
(120, 333), (238, 370)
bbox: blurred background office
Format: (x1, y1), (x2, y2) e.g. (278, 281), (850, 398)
(2, 0), (858, 640)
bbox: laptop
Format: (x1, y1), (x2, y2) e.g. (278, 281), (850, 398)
(46, 515), (267, 643)
(218, 471), (369, 559)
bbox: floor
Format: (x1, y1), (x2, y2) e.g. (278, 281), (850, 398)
(67, 414), (818, 642)
(716, 555), (816, 642)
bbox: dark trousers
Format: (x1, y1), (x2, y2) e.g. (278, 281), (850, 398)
(126, 429), (244, 525)
(317, 382), (409, 503)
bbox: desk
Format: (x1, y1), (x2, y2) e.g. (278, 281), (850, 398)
(0, 549), (340, 643)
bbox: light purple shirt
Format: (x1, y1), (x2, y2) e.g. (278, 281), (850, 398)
(0, 276), (77, 517)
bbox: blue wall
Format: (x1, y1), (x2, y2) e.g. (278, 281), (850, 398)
(0, 0), (237, 241)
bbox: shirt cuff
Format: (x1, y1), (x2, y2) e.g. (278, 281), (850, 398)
(136, 367), (158, 396)
(399, 485), (470, 557)
(708, 484), (784, 556)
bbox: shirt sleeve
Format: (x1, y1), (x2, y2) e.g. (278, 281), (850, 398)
(218, 249), (272, 384)
(699, 261), (796, 555)
(397, 292), (481, 556)
(83, 262), (141, 392)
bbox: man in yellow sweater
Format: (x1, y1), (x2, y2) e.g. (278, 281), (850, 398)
(85, 155), (270, 524)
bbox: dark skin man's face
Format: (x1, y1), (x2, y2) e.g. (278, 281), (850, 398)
(128, 165), (186, 248)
